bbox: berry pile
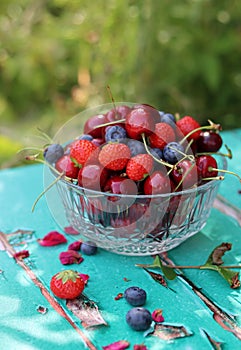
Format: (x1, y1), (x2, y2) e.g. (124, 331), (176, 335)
(46, 104), (225, 192)
(42, 103), (237, 235)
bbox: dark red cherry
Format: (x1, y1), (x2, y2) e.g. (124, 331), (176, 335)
(196, 131), (223, 153)
(144, 171), (171, 195)
(196, 155), (218, 182)
(83, 114), (107, 138)
(106, 105), (132, 122)
(171, 159), (198, 189)
(104, 175), (138, 196)
(55, 155), (80, 179)
(78, 163), (109, 190)
(125, 106), (155, 140)
(134, 104), (160, 124)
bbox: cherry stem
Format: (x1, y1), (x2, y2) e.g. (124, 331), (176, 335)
(179, 119), (222, 145)
(93, 118), (126, 129)
(196, 144), (232, 159)
(18, 147), (43, 154)
(209, 167), (241, 182)
(173, 161), (197, 192)
(162, 264), (241, 270)
(202, 176), (224, 181)
(106, 85), (118, 120)
(141, 133), (174, 169)
(31, 172), (64, 212)
(36, 127), (53, 144)
(168, 145), (194, 162)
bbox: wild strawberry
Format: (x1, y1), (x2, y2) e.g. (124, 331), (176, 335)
(70, 139), (97, 167)
(50, 270), (85, 299)
(126, 154), (153, 181)
(149, 122), (175, 149)
(98, 143), (131, 171)
(55, 155), (79, 178)
(176, 115), (201, 141)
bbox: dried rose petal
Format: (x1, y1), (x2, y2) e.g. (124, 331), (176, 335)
(38, 231), (67, 246)
(13, 250), (30, 259)
(79, 273), (89, 284)
(133, 345), (148, 350)
(114, 293), (123, 300)
(64, 226), (79, 235)
(102, 340), (130, 350)
(59, 250), (83, 265)
(152, 309), (164, 323)
(68, 241), (82, 251)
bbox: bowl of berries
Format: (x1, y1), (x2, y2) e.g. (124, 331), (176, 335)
(42, 102), (229, 256)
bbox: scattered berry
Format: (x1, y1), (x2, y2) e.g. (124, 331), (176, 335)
(81, 241), (97, 255)
(126, 307), (152, 331)
(124, 286), (147, 306)
(50, 270), (85, 299)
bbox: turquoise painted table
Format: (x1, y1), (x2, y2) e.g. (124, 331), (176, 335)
(0, 129), (241, 350)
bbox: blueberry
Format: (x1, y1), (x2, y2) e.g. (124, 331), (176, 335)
(80, 241), (97, 255)
(126, 140), (146, 157)
(79, 134), (93, 141)
(124, 286), (147, 306)
(105, 125), (127, 142)
(161, 113), (176, 125)
(126, 307), (152, 331)
(43, 143), (64, 164)
(163, 141), (184, 164)
(149, 147), (163, 160)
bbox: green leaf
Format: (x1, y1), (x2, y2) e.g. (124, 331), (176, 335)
(136, 255), (176, 280)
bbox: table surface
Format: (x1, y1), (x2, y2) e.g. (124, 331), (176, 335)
(1, 129), (241, 350)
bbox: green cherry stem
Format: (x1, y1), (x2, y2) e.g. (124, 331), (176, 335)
(93, 118), (126, 129)
(36, 127), (53, 144)
(173, 161), (197, 192)
(179, 120), (222, 145)
(197, 144), (233, 159)
(202, 176), (224, 182)
(141, 133), (174, 169)
(31, 172), (64, 212)
(209, 167), (241, 183)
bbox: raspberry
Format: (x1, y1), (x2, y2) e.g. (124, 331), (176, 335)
(149, 122), (175, 149)
(126, 154), (153, 181)
(176, 115), (201, 141)
(98, 143), (131, 171)
(70, 139), (97, 167)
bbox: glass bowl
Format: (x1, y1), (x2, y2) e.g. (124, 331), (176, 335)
(43, 103), (227, 256)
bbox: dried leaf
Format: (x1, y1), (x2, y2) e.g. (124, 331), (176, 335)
(211, 242), (232, 265)
(143, 268), (168, 288)
(150, 323), (193, 341)
(66, 294), (107, 328)
(38, 231), (67, 246)
(102, 340), (130, 350)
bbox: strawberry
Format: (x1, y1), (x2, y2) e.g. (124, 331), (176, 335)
(70, 139), (97, 167)
(50, 270), (85, 299)
(126, 154), (153, 181)
(149, 122), (175, 149)
(98, 143), (131, 171)
(176, 115), (201, 141)
(55, 155), (80, 179)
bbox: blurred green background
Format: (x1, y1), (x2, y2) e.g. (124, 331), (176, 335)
(0, 0), (241, 168)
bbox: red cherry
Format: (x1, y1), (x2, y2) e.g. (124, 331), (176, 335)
(144, 171), (171, 195)
(125, 106), (155, 140)
(106, 105), (132, 122)
(171, 159), (198, 189)
(134, 104), (160, 124)
(55, 155), (80, 179)
(196, 155), (218, 182)
(196, 131), (223, 153)
(104, 175), (138, 197)
(83, 114), (107, 138)
(78, 163), (109, 190)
